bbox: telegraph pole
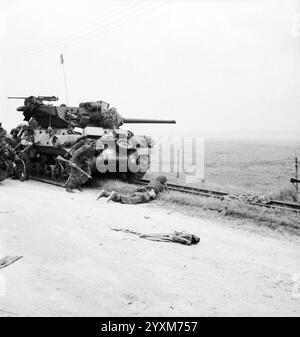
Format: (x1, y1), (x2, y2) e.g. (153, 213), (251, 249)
(60, 53), (69, 105)
(295, 156), (299, 192)
(176, 148), (180, 179)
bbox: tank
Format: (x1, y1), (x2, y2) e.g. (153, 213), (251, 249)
(10, 96), (176, 184)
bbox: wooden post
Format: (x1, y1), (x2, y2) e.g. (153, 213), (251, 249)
(296, 156), (299, 192)
(176, 148), (180, 179)
(159, 145), (162, 174)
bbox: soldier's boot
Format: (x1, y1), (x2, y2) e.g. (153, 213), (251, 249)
(76, 186), (83, 192)
(97, 190), (110, 200)
(66, 187), (74, 193)
(107, 191), (118, 203)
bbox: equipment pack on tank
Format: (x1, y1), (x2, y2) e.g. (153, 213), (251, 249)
(9, 96), (176, 185)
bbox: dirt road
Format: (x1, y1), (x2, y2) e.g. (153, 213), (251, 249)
(0, 180), (299, 316)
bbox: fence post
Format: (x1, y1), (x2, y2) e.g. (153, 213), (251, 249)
(296, 156), (299, 192)
(177, 148), (180, 179)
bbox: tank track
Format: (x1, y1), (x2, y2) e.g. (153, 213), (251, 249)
(29, 175), (65, 187)
(25, 158), (70, 187)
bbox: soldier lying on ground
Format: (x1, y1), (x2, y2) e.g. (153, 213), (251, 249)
(65, 139), (95, 193)
(97, 175), (168, 204)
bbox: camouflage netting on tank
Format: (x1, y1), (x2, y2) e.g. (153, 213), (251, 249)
(79, 101), (124, 128)
(19, 97), (124, 129)
(23, 96), (43, 121)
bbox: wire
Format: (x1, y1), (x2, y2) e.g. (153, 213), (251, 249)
(0, 1), (140, 58)
(1, 0), (171, 63)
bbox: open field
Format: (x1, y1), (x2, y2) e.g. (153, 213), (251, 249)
(148, 139), (300, 199)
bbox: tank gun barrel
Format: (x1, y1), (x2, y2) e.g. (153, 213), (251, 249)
(122, 118), (176, 124)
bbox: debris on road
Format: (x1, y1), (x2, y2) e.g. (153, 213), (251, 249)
(0, 256), (23, 269)
(111, 228), (200, 245)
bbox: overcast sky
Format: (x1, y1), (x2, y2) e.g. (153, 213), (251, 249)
(0, 0), (299, 139)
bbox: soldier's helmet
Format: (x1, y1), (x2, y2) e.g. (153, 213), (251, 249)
(156, 175), (167, 184)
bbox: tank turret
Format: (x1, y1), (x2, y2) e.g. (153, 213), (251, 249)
(10, 96), (176, 129)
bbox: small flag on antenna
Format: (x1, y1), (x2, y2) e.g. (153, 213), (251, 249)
(60, 53), (64, 64)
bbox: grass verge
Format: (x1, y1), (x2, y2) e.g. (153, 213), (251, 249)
(269, 187), (300, 203)
(90, 178), (300, 236)
(158, 191), (300, 235)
